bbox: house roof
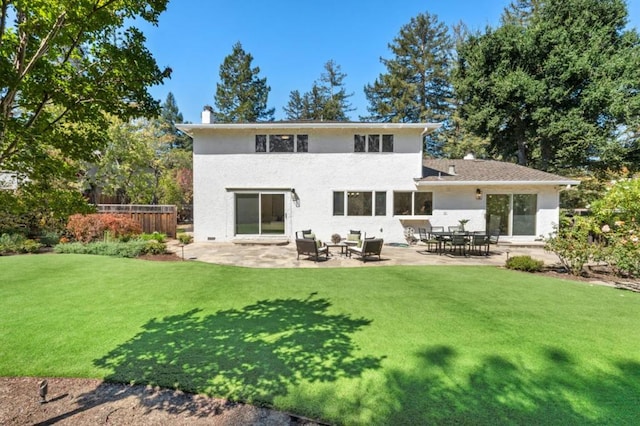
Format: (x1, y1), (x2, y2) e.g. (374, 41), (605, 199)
(178, 121), (441, 136)
(417, 159), (580, 186)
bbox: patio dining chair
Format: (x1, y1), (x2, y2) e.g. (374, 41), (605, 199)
(470, 233), (490, 256)
(445, 233), (469, 256)
(418, 228), (441, 253)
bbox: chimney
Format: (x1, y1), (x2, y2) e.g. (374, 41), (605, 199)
(448, 164), (456, 175)
(463, 153), (475, 160)
(201, 105), (214, 124)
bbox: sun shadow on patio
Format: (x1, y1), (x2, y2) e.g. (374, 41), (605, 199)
(93, 294), (383, 408)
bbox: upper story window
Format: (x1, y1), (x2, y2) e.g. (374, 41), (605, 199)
(255, 134), (308, 153)
(354, 134), (394, 153)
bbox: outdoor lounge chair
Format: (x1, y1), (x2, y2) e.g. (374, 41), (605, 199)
(295, 238), (328, 262)
(348, 238), (384, 262)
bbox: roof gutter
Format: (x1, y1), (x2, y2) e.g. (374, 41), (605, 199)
(178, 122), (442, 135)
(415, 180), (581, 186)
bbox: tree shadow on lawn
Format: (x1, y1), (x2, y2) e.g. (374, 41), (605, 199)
(379, 344), (640, 425)
(83, 294), (382, 412)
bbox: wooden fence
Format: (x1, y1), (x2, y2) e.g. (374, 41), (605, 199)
(97, 204), (177, 237)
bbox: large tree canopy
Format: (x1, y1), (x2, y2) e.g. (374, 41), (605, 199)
(0, 0), (171, 181)
(454, 0), (640, 172)
(363, 12), (453, 124)
(214, 42), (274, 123)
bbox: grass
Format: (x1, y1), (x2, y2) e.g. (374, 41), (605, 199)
(1, 254), (639, 425)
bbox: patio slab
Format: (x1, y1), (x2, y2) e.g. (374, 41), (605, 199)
(167, 240), (560, 269)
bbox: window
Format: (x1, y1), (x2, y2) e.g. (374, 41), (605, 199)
(255, 135), (308, 152)
(393, 191), (433, 215)
(375, 192), (386, 216)
(333, 191), (387, 216)
(333, 191), (345, 215)
(269, 135), (294, 152)
(354, 134), (393, 152)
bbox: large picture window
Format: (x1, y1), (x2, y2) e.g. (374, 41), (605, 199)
(333, 191), (387, 216)
(393, 191), (433, 215)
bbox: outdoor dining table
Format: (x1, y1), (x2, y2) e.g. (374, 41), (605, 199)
(428, 231), (472, 255)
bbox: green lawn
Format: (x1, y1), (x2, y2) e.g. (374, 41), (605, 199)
(1, 254), (639, 425)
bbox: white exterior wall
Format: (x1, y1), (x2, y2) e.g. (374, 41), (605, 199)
(427, 185), (559, 240)
(193, 128), (427, 243)
(191, 125), (563, 244)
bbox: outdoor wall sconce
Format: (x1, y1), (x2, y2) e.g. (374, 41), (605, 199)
(475, 188), (483, 200)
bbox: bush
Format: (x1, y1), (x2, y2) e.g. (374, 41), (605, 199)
(139, 232), (167, 243)
(177, 233), (192, 244)
(39, 231), (60, 247)
(505, 255), (544, 272)
(54, 240), (148, 258)
(0, 233), (42, 254)
(142, 240), (166, 255)
(66, 213), (142, 243)
(544, 216), (599, 275)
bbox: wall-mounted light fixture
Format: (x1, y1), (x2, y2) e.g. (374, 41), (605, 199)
(475, 188), (483, 200)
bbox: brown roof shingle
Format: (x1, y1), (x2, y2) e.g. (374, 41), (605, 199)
(419, 159), (579, 184)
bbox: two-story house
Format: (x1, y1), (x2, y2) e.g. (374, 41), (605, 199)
(178, 109), (579, 244)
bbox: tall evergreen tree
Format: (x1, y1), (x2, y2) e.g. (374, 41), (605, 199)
(453, 0), (640, 172)
(214, 42), (274, 123)
(283, 60), (353, 121)
(363, 12), (454, 124)
(159, 92), (191, 150)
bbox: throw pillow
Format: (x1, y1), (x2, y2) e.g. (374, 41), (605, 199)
(347, 233), (360, 242)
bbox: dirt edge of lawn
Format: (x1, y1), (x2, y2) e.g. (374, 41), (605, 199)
(0, 377), (324, 426)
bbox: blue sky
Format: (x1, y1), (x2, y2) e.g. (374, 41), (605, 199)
(139, 0), (640, 123)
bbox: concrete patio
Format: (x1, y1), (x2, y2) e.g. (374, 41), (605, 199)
(167, 240), (560, 269)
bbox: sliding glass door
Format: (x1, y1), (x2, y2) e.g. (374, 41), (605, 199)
(486, 193), (537, 236)
(235, 193), (285, 235)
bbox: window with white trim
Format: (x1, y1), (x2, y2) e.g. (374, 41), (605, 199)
(255, 134), (308, 152)
(333, 191), (387, 216)
(354, 134), (393, 152)
(393, 191), (433, 215)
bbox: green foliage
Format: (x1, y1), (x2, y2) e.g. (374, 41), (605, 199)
(0, 0), (170, 182)
(453, 0), (640, 171)
(590, 177), (640, 224)
(177, 233), (193, 245)
(54, 240), (149, 258)
(505, 255), (543, 272)
(0, 183), (94, 236)
(0, 233), (42, 254)
(544, 215), (599, 275)
(283, 60), (354, 121)
(140, 232), (167, 243)
(38, 231), (61, 247)
(143, 240), (167, 255)
(599, 222), (640, 277)
(214, 42), (275, 122)
(364, 12), (453, 125)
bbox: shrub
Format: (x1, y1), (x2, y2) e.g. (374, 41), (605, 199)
(506, 255), (544, 272)
(544, 216), (599, 275)
(66, 213), (142, 243)
(177, 233), (192, 245)
(139, 232), (167, 243)
(39, 231), (60, 247)
(0, 233), (42, 254)
(142, 240), (166, 255)
(54, 240), (148, 258)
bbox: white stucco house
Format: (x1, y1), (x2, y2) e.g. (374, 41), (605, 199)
(178, 111), (579, 244)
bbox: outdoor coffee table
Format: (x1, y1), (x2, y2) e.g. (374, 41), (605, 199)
(324, 241), (349, 257)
